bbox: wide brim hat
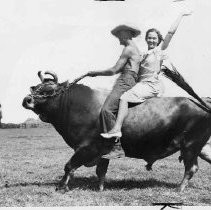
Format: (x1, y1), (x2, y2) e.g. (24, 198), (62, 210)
(111, 24), (141, 38)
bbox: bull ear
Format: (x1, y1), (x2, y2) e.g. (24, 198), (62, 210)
(30, 86), (36, 93)
(60, 80), (69, 88)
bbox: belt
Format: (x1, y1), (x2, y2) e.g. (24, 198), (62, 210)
(138, 72), (159, 80)
(122, 70), (138, 77)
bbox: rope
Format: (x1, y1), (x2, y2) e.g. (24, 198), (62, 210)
(31, 73), (89, 99)
(69, 73), (89, 86)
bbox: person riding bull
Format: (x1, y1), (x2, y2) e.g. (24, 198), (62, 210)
(100, 11), (193, 140)
(87, 11), (192, 158)
(87, 24), (142, 139)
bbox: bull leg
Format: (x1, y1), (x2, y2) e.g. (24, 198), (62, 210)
(199, 143), (211, 164)
(56, 160), (79, 192)
(96, 158), (109, 191)
(56, 146), (100, 192)
(179, 154), (199, 192)
(145, 161), (154, 171)
(178, 133), (186, 163)
(56, 167), (76, 192)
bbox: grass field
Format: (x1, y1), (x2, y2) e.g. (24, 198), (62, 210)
(0, 127), (210, 206)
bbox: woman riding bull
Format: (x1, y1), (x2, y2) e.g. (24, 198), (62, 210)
(99, 11), (192, 140)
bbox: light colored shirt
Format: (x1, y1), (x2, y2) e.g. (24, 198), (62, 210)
(138, 47), (169, 82)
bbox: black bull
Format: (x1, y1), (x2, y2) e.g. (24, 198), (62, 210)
(22, 73), (211, 192)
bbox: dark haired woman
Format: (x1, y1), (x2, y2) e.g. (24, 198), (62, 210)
(101, 11), (192, 139)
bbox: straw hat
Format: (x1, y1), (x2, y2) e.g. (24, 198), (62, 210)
(111, 24), (141, 38)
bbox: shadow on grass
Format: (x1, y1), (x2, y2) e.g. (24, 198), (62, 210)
(65, 176), (179, 191)
(105, 178), (178, 190)
(0, 181), (57, 189)
(0, 176), (178, 191)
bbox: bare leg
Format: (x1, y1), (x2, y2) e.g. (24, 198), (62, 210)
(100, 99), (127, 157)
(108, 99), (129, 133)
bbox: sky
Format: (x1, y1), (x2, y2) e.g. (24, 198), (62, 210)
(0, 0), (211, 123)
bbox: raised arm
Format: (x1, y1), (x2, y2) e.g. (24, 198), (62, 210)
(161, 11), (192, 50)
(87, 47), (131, 77)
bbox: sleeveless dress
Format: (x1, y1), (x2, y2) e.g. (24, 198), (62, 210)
(120, 47), (168, 103)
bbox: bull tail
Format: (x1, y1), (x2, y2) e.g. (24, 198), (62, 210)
(161, 63), (211, 113)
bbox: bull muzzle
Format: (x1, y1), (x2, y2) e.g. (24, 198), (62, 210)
(22, 95), (35, 110)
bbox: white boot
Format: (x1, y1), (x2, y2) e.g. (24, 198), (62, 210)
(100, 131), (122, 139)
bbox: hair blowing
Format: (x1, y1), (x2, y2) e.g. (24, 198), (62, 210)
(145, 28), (163, 46)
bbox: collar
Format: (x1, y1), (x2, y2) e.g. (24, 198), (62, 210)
(146, 47), (159, 55)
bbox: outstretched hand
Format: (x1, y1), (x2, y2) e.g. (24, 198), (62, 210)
(182, 10), (193, 16)
(68, 71), (99, 86)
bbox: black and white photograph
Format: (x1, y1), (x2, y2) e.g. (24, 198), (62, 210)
(0, 0), (211, 207)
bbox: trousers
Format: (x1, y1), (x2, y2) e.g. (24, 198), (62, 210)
(100, 70), (138, 133)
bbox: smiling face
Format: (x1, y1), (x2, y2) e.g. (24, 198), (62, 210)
(146, 31), (159, 50)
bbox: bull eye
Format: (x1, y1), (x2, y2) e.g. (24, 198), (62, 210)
(38, 87), (54, 96)
(30, 83), (56, 98)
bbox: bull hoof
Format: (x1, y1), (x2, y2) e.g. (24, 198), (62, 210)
(178, 156), (183, 162)
(55, 184), (70, 193)
(99, 185), (104, 192)
(177, 186), (185, 193)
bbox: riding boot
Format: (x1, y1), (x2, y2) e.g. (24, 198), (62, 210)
(102, 137), (125, 159)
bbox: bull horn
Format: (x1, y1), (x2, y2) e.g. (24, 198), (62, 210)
(44, 71), (58, 83)
(38, 71), (44, 83)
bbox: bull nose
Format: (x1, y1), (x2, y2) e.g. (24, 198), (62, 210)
(22, 95), (35, 109)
